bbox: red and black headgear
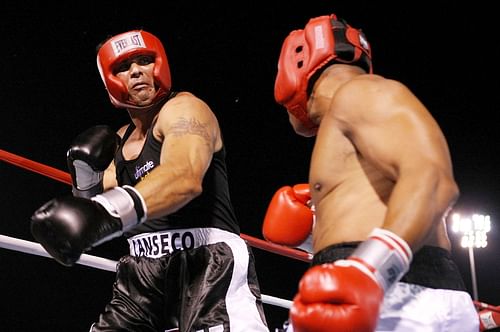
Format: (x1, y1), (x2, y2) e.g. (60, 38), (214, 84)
(274, 14), (372, 129)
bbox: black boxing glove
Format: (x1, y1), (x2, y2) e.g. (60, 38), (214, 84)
(67, 125), (119, 198)
(31, 185), (146, 266)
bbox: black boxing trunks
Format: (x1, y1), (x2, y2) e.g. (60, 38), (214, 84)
(301, 243), (479, 331)
(91, 228), (268, 332)
(312, 243), (467, 291)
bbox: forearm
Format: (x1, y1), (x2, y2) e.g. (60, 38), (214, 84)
(103, 167), (118, 190)
(134, 166), (202, 219)
(383, 168), (458, 251)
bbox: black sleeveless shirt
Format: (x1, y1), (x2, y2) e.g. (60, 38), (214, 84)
(114, 121), (240, 238)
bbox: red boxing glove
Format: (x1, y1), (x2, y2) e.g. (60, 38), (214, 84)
(291, 228), (412, 332)
(262, 184), (313, 247)
(479, 306), (500, 331)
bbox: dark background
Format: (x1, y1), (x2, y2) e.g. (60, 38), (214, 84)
(1, 1), (499, 331)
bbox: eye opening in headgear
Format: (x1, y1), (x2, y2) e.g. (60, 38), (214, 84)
(112, 54), (156, 75)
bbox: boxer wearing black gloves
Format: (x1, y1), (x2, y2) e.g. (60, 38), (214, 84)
(66, 125), (119, 198)
(31, 30), (268, 332)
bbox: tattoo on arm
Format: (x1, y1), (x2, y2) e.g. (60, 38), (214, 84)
(167, 117), (211, 144)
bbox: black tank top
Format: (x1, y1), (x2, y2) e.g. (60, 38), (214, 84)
(114, 121), (240, 238)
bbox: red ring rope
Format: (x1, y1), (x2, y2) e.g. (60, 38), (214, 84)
(474, 300), (500, 313)
(0, 149), (71, 184)
(0, 148), (312, 263)
(2, 148), (498, 311)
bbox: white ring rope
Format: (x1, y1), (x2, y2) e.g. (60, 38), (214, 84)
(0, 149), (300, 310)
(2, 151), (499, 314)
(0, 234), (117, 272)
(2, 150), (499, 314)
(0, 234), (292, 309)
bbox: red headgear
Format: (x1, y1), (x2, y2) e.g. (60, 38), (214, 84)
(97, 30), (171, 109)
(274, 14), (372, 128)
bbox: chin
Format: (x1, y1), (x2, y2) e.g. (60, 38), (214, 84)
(295, 129), (317, 137)
(292, 123), (318, 137)
(130, 95), (156, 107)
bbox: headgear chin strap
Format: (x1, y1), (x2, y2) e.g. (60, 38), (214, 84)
(97, 30), (171, 109)
(274, 14), (372, 129)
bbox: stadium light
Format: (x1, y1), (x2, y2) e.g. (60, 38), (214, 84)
(451, 213), (491, 301)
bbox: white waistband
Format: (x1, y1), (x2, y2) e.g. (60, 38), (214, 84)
(127, 228), (240, 258)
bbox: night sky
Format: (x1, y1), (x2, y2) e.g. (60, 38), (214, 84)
(1, 2), (499, 331)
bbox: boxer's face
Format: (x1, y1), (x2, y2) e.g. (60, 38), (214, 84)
(115, 55), (156, 106)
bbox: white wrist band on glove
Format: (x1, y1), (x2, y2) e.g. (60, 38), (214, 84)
(350, 228), (413, 292)
(92, 185), (148, 231)
(480, 311), (499, 330)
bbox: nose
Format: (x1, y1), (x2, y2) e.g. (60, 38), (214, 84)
(129, 62), (142, 77)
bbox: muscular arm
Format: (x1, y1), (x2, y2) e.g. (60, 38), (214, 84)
(332, 76), (458, 251)
(134, 92), (220, 219)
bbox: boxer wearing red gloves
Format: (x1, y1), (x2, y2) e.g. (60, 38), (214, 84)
(271, 13), (479, 331)
(479, 305), (500, 331)
(263, 183), (314, 251)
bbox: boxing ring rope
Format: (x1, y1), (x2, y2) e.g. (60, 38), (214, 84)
(3, 148), (497, 313)
(0, 234), (117, 272)
(0, 234), (292, 309)
(474, 301), (500, 313)
(0, 148), (310, 310)
(0, 148), (71, 185)
(0, 148), (312, 263)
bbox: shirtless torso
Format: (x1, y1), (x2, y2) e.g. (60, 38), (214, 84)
(272, 14), (477, 332)
(308, 68), (456, 253)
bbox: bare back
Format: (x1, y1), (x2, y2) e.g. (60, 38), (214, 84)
(309, 73), (456, 253)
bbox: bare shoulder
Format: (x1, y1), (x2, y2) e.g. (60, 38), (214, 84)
(155, 91), (220, 144)
(155, 92), (214, 125)
(116, 124), (129, 138)
(164, 92), (212, 114)
(336, 74), (410, 103)
(331, 74), (418, 121)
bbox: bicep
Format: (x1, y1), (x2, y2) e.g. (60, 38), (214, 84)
(156, 97), (218, 179)
(161, 129), (214, 179)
